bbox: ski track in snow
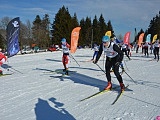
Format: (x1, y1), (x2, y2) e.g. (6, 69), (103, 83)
(0, 49), (160, 120)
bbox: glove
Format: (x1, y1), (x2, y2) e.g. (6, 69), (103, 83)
(93, 60), (97, 64)
(115, 62), (120, 66)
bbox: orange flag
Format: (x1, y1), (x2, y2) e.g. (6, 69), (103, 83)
(70, 27), (81, 53)
(138, 33), (144, 46)
(123, 32), (131, 45)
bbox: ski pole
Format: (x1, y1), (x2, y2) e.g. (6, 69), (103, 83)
(9, 67), (23, 74)
(69, 54), (80, 67)
(119, 66), (137, 84)
(123, 60), (129, 71)
(95, 63), (106, 74)
(6, 60), (23, 74)
(103, 53), (105, 71)
(96, 62), (137, 85)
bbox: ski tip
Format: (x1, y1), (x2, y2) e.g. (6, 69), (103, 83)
(0, 74), (12, 77)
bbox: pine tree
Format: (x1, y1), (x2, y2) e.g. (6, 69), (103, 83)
(147, 11), (160, 40)
(79, 18), (85, 47)
(0, 34), (4, 49)
(107, 20), (114, 37)
(84, 16), (92, 47)
(51, 6), (72, 45)
(32, 15), (42, 46)
(98, 14), (107, 43)
(92, 15), (101, 45)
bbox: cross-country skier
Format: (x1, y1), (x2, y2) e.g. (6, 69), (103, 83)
(93, 35), (125, 91)
(143, 41), (149, 57)
(91, 43), (99, 61)
(121, 43), (131, 60)
(61, 38), (70, 75)
(153, 39), (160, 62)
(0, 48), (7, 75)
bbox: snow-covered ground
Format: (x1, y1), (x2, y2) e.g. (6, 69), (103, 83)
(0, 48), (160, 120)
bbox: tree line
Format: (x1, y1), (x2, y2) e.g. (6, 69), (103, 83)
(0, 6), (160, 50)
(135, 11), (160, 43)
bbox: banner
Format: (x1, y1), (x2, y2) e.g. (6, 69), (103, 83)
(146, 34), (151, 43)
(123, 32), (131, 45)
(138, 33), (144, 46)
(105, 31), (111, 38)
(152, 34), (157, 43)
(70, 27), (81, 53)
(6, 17), (20, 57)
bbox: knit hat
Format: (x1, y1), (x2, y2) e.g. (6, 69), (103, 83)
(102, 36), (110, 42)
(61, 38), (66, 43)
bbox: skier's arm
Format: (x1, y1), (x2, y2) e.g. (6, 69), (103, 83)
(66, 43), (70, 48)
(113, 44), (123, 62)
(95, 43), (103, 63)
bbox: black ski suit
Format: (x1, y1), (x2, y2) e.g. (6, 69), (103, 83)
(95, 42), (124, 83)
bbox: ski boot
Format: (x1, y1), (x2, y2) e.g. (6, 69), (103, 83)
(120, 83), (125, 91)
(0, 70), (3, 75)
(104, 81), (112, 90)
(65, 69), (69, 75)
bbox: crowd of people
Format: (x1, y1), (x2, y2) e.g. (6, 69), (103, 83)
(1, 35), (160, 92)
(134, 40), (160, 61)
(89, 36), (160, 91)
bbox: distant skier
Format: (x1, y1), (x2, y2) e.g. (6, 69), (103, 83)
(93, 35), (125, 91)
(127, 44), (132, 57)
(91, 43), (99, 61)
(0, 48), (7, 75)
(150, 44), (153, 54)
(143, 41), (149, 57)
(153, 39), (160, 62)
(61, 38), (70, 75)
(121, 43), (131, 60)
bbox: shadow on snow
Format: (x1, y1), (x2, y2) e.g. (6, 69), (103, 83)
(34, 97), (76, 120)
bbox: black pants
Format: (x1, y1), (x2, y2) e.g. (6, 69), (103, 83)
(154, 47), (159, 60)
(122, 49), (130, 59)
(144, 47), (149, 56)
(105, 57), (123, 83)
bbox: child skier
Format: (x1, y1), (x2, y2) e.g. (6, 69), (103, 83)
(93, 35), (125, 91)
(61, 38), (70, 75)
(0, 48), (7, 75)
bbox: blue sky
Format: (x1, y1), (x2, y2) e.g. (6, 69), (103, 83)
(0, 0), (160, 41)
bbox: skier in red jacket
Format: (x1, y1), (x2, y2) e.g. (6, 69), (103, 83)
(61, 38), (70, 75)
(0, 48), (7, 75)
